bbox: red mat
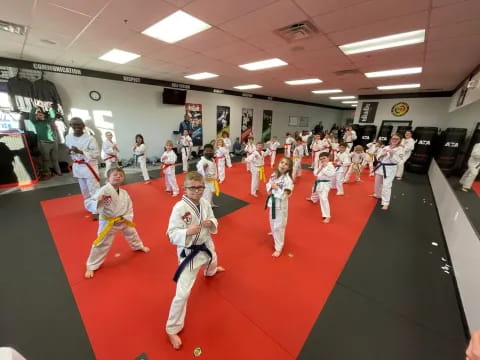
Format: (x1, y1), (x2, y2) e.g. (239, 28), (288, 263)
(472, 181), (480, 196)
(41, 161), (377, 359)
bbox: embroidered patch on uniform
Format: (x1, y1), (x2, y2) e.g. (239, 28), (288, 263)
(103, 195), (112, 206)
(182, 211), (192, 225)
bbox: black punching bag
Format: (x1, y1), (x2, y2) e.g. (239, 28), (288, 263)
(359, 125), (377, 147)
(377, 125), (393, 145)
(435, 128), (467, 176)
(406, 127), (438, 174)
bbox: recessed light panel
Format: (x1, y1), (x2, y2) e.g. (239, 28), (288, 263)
(365, 67), (422, 78)
(239, 58), (287, 71)
(285, 78), (322, 85)
(233, 84), (262, 90)
(330, 96), (356, 100)
(184, 72), (219, 80)
(377, 83), (421, 90)
(312, 89), (343, 94)
(99, 49), (140, 64)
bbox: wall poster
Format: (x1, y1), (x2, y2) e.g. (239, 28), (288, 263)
(241, 108), (253, 143)
(185, 103), (203, 146)
(216, 106), (230, 138)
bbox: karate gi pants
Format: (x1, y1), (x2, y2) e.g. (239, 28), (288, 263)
(331, 170), (345, 195)
(137, 155), (150, 181)
(396, 151), (412, 178)
(165, 170), (179, 195)
(270, 150), (277, 167)
(460, 165), (480, 189)
(181, 147), (189, 172)
(311, 185), (331, 218)
(166, 244), (218, 335)
(250, 166), (261, 194)
(104, 159), (117, 178)
(268, 199), (288, 252)
(202, 181), (215, 204)
(374, 165), (397, 206)
(86, 221), (145, 270)
(78, 177), (100, 214)
(292, 158), (302, 179)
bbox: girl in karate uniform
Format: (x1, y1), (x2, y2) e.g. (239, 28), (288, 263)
(133, 134), (150, 184)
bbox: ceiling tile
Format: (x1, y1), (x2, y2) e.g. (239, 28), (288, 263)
(1, 0), (35, 27)
(177, 28), (238, 52)
(430, 0), (480, 27)
(294, 0), (370, 17)
(31, 2), (91, 37)
(46, 0), (110, 17)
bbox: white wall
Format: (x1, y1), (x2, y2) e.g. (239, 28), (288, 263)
(445, 100), (480, 140)
(429, 160), (480, 332)
(47, 72), (344, 158)
(353, 97), (451, 130)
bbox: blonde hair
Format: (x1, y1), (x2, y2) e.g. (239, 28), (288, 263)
(184, 171), (204, 185)
(354, 145), (364, 152)
(216, 138), (225, 147)
(166, 140), (174, 147)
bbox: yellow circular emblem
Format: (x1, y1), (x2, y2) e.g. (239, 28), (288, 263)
(193, 347), (202, 357)
(391, 102), (409, 117)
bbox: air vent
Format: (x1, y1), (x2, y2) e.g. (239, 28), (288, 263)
(0, 19), (27, 36)
(334, 69), (361, 76)
(275, 21), (319, 42)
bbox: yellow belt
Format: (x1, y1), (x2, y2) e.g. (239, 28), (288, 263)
(207, 179), (220, 196)
(93, 216), (135, 246)
(257, 165), (266, 182)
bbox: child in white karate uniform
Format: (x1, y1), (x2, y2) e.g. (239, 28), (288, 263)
(84, 167), (149, 278)
(365, 139), (380, 176)
(101, 131), (119, 178)
(344, 145), (367, 183)
(66, 117), (100, 219)
(396, 130), (415, 180)
(245, 142), (268, 197)
(292, 136), (305, 180)
(161, 140), (179, 196)
(308, 152), (336, 223)
(165, 171), (225, 350)
(214, 138), (229, 183)
(284, 133), (295, 158)
(371, 134), (404, 210)
(266, 136), (281, 168)
(244, 136), (255, 172)
(196, 144), (219, 207)
(331, 143), (350, 196)
(343, 126), (357, 152)
(266, 157), (294, 257)
(178, 129), (193, 173)
(133, 134), (150, 184)
(221, 131), (233, 168)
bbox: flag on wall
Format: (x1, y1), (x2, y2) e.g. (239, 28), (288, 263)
(262, 110), (272, 143)
(241, 108), (253, 143)
(216, 105), (230, 138)
(185, 103), (203, 146)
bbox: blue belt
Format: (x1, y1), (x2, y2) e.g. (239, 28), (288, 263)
(374, 162), (396, 178)
(173, 243), (212, 282)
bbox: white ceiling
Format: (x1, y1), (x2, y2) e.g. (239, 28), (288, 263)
(1, 0), (480, 107)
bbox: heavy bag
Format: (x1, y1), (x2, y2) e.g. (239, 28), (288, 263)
(359, 125), (377, 147)
(377, 125), (393, 145)
(435, 128), (467, 175)
(406, 127), (438, 173)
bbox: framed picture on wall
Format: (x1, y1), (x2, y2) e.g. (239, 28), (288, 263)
(299, 116), (309, 127)
(289, 116), (300, 126)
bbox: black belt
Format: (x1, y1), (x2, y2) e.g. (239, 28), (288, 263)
(374, 163), (396, 178)
(173, 243), (212, 282)
(313, 179), (330, 192)
(265, 194), (276, 219)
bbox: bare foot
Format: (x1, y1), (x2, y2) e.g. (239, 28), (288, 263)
(167, 333), (182, 350)
(267, 232), (272, 235)
(323, 217), (331, 223)
(172, 193), (179, 197)
(216, 266), (226, 273)
(368, 194), (378, 198)
(336, 192), (344, 196)
(251, 193), (258, 197)
(461, 187), (469, 192)
(138, 246), (150, 253)
(144, 181), (151, 184)
(272, 251), (281, 257)
(84, 269), (94, 279)
(381, 205), (389, 210)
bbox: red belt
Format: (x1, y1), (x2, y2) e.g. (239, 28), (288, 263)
(103, 155), (117, 161)
(162, 163), (174, 172)
(73, 160), (100, 182)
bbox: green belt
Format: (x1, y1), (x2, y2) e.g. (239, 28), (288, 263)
(265, 194), (276, 219)
(313, 179), (330, 192)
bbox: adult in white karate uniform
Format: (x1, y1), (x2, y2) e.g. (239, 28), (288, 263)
(331, 143), (350, 196)
(214, 138), (229, 183)
(196, 144), (218, 206)
(266, 136), (281, 168)
(246, 143), (268, 196)
(161, 140), (179, 196)
(221, 131), (233, 168)
(84, 167), (149, 278)
(266, 157), (294, 257)
(284, 133), (295, 158)
(460, 142), (480, 192)
(371, 134), (404, 210)
(309, 152), (336, 223)
(343, 126), (357, 152)
(65, 117), (100, 218)
(132, 134), (150, 183)
(165, 171), (224, 350)
(178, 130), (193, 173)
(396, 130), (415, 180)
(101, 131), (119, 178)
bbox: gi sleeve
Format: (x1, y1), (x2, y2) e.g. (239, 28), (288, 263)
(167, 203), (189, 247)
(204, 203), (218, 234)
(84, 137), (100, 161)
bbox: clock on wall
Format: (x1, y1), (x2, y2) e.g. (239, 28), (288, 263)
(89, 90), (101, 101)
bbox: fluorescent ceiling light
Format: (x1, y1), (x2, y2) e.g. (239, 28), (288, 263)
(377, 83), (421, 90)
(339, 30), (425, 55)
(99, 49), (140, 64)
(285, 78), (322, 85)
(233, 84), (262, 90)
(351, 104), (357, 107)
(239, 58), (287, 71)
(184, 72), (219, 80)
(330, 95), (356, 100)
(142, 10), (211, 43)
(365, 67), (422, 78)
(312, 89), (343, 94)
(342, 100), (358, 104)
